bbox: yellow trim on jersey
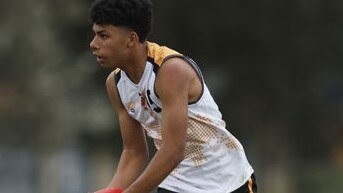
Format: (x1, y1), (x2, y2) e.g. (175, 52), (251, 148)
(114, 68), (121, 74)
(114, 41), (181, 74)
(147, 41), (182, 65)
(248, 178), (253, 193)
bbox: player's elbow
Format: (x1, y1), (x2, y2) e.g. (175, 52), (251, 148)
(123, 146), (149, 168)
(136, 145), (150, 163)
(165, 141), (186, 164)
(124, 142), (149, 163)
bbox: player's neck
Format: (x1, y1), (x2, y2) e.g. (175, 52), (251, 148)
(122, 42), (147, 84)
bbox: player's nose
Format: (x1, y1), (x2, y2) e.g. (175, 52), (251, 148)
(90, 37), (99, 51)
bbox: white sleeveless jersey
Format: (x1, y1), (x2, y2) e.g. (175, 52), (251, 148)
(115, 42), (254, 193)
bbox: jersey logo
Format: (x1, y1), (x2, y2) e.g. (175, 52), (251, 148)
(147, 89), (162, 113)
(125, 102), (136, 113)
(138, 92), (149, 111)
(138, 90), (162, 113)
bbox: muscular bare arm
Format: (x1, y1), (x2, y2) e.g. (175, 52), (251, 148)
(105, 72), (149, 190)
(123, 58), (202, 193)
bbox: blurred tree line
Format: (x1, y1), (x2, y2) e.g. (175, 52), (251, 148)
(0, 0), (342, 193)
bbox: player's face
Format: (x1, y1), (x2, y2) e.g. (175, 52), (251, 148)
(90, 24), (130, 68)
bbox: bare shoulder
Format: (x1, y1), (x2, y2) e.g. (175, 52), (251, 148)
(156, 58), (193, 90)
(159, 57), (195, 78)
(106, 71), (117, 96)
(156, 57), (201, 102)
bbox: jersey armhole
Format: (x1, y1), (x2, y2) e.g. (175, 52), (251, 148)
(114, 68), (121, 84)
(160, 55), (205, 105)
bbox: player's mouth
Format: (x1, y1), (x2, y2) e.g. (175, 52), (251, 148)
(96, 56), (104, 63)
(93, 52), (105, 63)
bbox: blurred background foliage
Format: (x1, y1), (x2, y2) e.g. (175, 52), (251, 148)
(0, 0), (343, 192)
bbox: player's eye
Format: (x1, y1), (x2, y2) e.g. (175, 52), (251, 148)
(99, 33), (108, 40)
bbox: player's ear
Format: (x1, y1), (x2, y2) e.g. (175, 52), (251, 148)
(127, 31), (139, 48)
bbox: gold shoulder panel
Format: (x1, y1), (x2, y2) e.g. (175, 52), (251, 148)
(114, 68), (121, 74)
(147, 41), (182, 65)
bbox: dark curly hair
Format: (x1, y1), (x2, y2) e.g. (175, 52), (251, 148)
(90, 0), (152, 42)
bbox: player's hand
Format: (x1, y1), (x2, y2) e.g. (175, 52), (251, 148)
(92, 187), (124, 193)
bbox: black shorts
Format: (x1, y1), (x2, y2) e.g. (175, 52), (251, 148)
(157, 174), (257, 193)
(231, 174), (257, 193)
